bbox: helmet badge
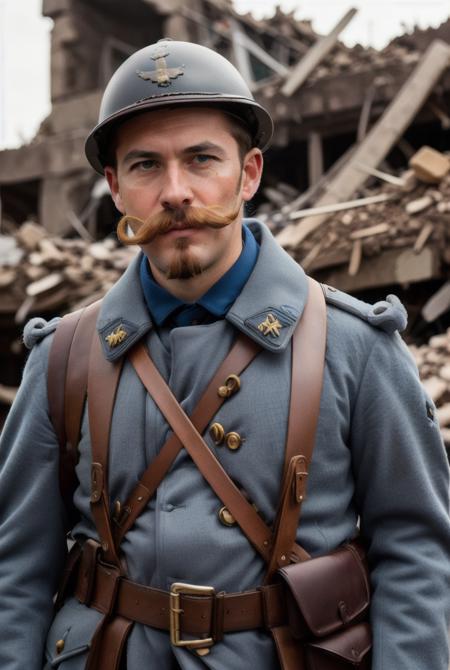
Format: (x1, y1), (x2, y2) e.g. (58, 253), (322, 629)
(136, 44), (184, 87)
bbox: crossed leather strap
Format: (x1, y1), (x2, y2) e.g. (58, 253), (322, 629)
(48, 277), (327, 669)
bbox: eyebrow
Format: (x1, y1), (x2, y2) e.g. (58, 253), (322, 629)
(122, 142), (226, 165)
(183, 142), (226, 157)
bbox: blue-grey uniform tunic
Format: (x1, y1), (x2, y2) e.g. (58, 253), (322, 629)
(0, 220), (449, 670)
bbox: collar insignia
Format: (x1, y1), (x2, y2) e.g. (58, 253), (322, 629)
(258, 313), (283, 337)
(105, 325), (128, 348)
(137, 45), (184, 87)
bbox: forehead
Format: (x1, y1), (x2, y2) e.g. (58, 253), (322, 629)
(114, 107), (238, 155)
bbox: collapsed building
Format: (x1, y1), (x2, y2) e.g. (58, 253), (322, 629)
(1, 0), (450, 440)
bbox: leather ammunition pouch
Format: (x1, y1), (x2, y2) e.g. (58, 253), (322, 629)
(277, 542), (372, 668)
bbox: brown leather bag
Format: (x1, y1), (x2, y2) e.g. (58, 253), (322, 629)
(277, 542), (372, 669)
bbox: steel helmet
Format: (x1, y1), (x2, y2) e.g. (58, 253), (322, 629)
(85, 39), (274, 174)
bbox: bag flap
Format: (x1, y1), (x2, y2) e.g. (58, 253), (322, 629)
(278, 544), (370, 637)
(45, 596), (103, 666)
(307, 622), (372, 663)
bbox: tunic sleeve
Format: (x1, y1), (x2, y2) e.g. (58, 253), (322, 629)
(0, 337), (67, 670)
(350, 330), (450, 670)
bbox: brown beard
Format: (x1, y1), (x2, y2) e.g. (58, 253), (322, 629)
(116, 204), (242, 246)
(165, 237), (204, 279)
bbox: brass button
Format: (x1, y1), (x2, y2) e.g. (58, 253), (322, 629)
(218, 506), (236, 526)
(56, 639), (65, 654)
(209, 422), (225, 445)
(218, 374), (241, 398)
(225, 431), (242, 451)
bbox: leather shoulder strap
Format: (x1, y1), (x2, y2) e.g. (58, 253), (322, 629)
(48, 301), (102, 528)
(87, 330), (124, 567)
(48, 309), (83, 448)
(265, 278), (327, 580)
(114, 334), (261, 545)
(129, 342), (274, 561)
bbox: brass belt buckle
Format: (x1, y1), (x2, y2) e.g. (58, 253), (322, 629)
(170, 582), (215, 648)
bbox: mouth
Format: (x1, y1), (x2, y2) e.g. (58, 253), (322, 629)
(162, 224), (202, 236)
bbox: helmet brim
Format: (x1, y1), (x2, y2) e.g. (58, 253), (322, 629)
(85, 94), (273, 175)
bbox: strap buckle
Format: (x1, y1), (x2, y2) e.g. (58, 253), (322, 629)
(170, 582), (215, 648)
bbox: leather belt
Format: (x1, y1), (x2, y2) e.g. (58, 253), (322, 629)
(75, 559), (286, 643)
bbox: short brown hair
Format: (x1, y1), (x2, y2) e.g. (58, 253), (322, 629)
(224, 113), (253, 165)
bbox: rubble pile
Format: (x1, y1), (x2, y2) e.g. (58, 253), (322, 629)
(305, 41), (420, 84)
(410, 332), (450, 446)
(259, 146), (450, 273)
(0, 223), (138, 322)
(241, 6), (428, 86)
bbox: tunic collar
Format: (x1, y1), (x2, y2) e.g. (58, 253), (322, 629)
(97, 219), (308, 360)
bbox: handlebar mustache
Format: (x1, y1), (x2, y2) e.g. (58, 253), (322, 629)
(117, 205), (241, 246)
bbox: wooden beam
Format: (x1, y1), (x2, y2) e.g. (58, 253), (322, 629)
(289, 193), (395, 221)
(353, 162), (407, 187)
(307, 132), (324, 186)
(281, 8), (358, 97)
(316, 245), (440, 293)
(284, 144), (357, 214)
(348, 240), (362, 276)
(277, 39), (450, 248)
(229, 19), (254, 87)
(236, 31), (289, 78)
(357, 84), (376, 141)
(422, 280), (450, 322)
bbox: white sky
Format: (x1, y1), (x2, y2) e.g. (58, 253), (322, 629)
(0, 0), (449, 149)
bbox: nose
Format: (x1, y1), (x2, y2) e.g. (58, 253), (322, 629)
(160, 163), (193, 210)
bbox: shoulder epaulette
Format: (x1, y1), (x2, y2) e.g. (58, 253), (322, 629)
(322, 285), (407, 334)
(23, 317), (61, 350)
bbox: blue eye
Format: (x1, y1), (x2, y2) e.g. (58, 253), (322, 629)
(130, 159), (157, 172)
(193, 154), (214, 164)
(139, 159), (157, 170)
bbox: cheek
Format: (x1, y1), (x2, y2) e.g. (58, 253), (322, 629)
(197, 173), (241, 203)
(118, 183), (158, 215)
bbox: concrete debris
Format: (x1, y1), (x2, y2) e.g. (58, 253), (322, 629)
(437, 403), (450, 428)
(350, 223), (390, 240)
(15, 222), (47, 251)
(410, 327), (450, 438)
(0, 223), (138, 319)
(0, 237), (24, 267)
(409, 145), (450, 184)
(26, 273), (64, 298)
(405, 196), (433, 215)
(0, 384), (17, 406)
(422, 376), (447, 403)
(260, 149), (450, 284)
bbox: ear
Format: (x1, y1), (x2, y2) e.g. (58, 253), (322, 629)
(241, 148), (263, 202)
(104, 166), (125, 214)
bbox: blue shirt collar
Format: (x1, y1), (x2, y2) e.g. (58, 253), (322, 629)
(140, 224), (259, 326)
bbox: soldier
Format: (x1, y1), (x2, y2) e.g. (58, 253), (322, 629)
(0, 40), (449, 670)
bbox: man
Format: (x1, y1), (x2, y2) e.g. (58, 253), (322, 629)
(0, 40), (449, 670)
